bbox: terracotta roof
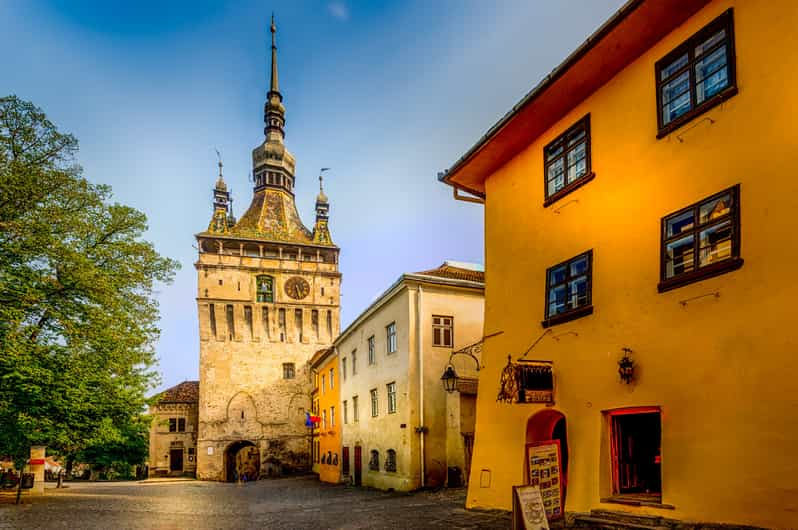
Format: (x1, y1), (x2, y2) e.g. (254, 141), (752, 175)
(155, 381), (199, 404)
(414, 262), (484, 284)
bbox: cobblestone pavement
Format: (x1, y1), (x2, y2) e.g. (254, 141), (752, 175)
(0, 476), (511, 530)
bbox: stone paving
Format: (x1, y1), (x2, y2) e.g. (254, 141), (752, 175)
(0, 476), (511, 529)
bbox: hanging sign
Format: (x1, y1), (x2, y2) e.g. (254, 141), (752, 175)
(525, 440), (563, 520)
(512, 485), (549, 530)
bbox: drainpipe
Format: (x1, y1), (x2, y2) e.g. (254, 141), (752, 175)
(417, 284), (425, 488)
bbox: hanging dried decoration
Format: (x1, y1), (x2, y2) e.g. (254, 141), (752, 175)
(496, 355), (519, 403)
(618, 347), (635, 384)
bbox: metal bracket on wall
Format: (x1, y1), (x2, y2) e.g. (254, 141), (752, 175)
(676, 116), (715, 143)
(679, 291), (720, 307)
(553, 199), (579, 214)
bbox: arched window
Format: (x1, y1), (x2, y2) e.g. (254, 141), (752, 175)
(256, 275), (273, 303)
(321, 453), (327, 465)
(369, 450), (379, 471)
(332, 453), (339, 466)
(385, 449), (396, 472)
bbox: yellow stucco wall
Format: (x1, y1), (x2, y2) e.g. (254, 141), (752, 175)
(317, 351), (341, 483)
(466, 1), (798, 528)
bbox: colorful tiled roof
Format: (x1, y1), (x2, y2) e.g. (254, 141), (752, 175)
(414, 262), (485, 284)
(155, 381), (199, 404)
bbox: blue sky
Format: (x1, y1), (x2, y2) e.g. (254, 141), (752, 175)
(1, 0), (624, 391)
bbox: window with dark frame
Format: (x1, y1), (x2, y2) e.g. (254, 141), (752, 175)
(178, 418), (186, 432)
(656, 9), (737, 138)
(543, 114), (592, 206)
(370, 388), (379, 417)
(244, 306), (253, 338)
(385, 449), (397, 472)
(283, 362), (295, 379)
(432, 316), (453, 347)
(543, 250), (593, 327)
(226, 304), (235, 340)
(369, 450), (380, 471)
(387, 382), (397, 414)
(169, 418), (177, 432)
(659, 184), (741, 292)
(208, 304), (217, 338)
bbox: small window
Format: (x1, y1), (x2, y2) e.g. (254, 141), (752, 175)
(321, 374), (326, 393)
(656, 9), (737, 138)
(352, 396), (359, 422)
(332, 453), (338, 466)
(659, 184), (741, 292)
(543, 114), (593, 206)
(370, 388), (379, 417)
(256, 275), (274, 302)
(295, 309), (303, 342)
(330, 406), (335, 427)
(385, 449), (397, 472)
(326, 310), (332, 338)
(283, 362), (295, 380)
(311, 310), (319, 341)
(322, 409), (327, 430)
(168, 418), (177, 432)
(352, 350), (357, 375)
(432, 316), (453, 347)
(343, 400), (348, 424)
(262, 307), (270, 339)
(329, 367), (334, 389)
(543, 250), (593, 327)
(387, 382), (397, 414)
(278, 308), (286, 341)
(369, 450), (380, 471)
(188, 448), (195, 456)
(386, 322), (396, 354)
(367, 335), (376, 365)
(178, 418), (186, 432)
(342, 357), (347, 381)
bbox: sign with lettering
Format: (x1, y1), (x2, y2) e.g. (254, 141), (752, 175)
(525, 440), (563, 520)
(512, 485), (549, 530)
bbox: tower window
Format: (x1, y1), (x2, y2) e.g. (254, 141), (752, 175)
(312, 310), (319, 341)
(283, 363), (295, 379)
(278, 308), (286, 342)
(326, 310), (332, 338)
(256, 275), (274, 303)
(295, 309), (303, 342)
(208, 304), (217, 338)
(226, 305), (235, 340)
(244, 306), (253, 338)
(262, 307), (270, 339)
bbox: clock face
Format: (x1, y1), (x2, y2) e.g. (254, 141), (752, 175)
(284, 276), (310, 300)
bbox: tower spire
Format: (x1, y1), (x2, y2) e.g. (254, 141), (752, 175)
(270, 13), (279, 93)
(264, 14), (286, 140)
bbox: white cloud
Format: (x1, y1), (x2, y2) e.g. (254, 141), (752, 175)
(328, 1), (349, 21)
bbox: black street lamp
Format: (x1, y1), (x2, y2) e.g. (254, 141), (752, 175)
(441, 365), (458, 393)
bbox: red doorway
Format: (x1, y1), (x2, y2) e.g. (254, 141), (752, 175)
(353, 446), (362, 486)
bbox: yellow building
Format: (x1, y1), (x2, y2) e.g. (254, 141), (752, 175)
(310, 347), (341, 483)
(441, 1), (798, 528)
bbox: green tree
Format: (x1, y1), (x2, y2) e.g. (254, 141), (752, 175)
(0, 95), (179, 466)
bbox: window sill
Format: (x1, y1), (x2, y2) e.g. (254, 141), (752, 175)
(656, 85), (738, 139)
(541, 305), (593, 328)
(601, 496), (675, 510)
(543, 172), (595, 207)
(658, 257), (743, 293)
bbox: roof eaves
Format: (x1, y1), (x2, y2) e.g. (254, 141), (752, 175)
(440, 0), (645, 191)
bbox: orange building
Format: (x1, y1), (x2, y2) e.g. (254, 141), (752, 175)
(441, 1), (798, 528)
(310, 347), (341, 483)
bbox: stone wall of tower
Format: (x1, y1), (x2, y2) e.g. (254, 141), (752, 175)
(195, 247), (341, 480)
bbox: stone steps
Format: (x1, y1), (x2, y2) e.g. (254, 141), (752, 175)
(571, 509), (670, 530)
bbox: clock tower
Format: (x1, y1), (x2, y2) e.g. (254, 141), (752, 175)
(193, 18), (340, 481)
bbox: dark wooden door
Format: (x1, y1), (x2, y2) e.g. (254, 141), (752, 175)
(169, 449), (183, 472)
(342, 446), (350, 477)
(353, 445), (362, 486)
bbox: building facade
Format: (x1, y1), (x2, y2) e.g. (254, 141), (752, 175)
(194, 19), (341, 481)
(336, 263), (484, 491)
(441, 1), (798, 528)
(148, 381), (199, 477)
(309, 347), (341, 483)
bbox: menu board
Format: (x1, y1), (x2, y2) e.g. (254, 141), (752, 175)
(525, 440), (563, 520)
(512, 485), (550, 530)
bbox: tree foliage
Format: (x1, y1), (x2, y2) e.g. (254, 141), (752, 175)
(0, 95), (179, 465)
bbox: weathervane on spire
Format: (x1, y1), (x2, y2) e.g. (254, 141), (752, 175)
(319, 168), (331, 193)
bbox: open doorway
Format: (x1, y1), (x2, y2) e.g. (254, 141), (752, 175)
(224, 441), (260, 482)
(526, 409), (568, 502)
(608, 407), (661, 500)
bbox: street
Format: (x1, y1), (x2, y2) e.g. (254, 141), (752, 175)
(0, 477), (510, 530)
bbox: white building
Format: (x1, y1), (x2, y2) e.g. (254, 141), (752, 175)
(336, 262), (484, 490)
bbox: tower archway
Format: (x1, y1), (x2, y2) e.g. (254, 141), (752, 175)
(224, 441), (260, 482)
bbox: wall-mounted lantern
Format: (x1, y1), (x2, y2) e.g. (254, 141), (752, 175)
(441, 365), (458, 393)
(618, 347), (635, 384)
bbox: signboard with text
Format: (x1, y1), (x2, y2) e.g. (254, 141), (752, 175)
(512, 485), (550, 530)
(524, 440), (563, 520)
